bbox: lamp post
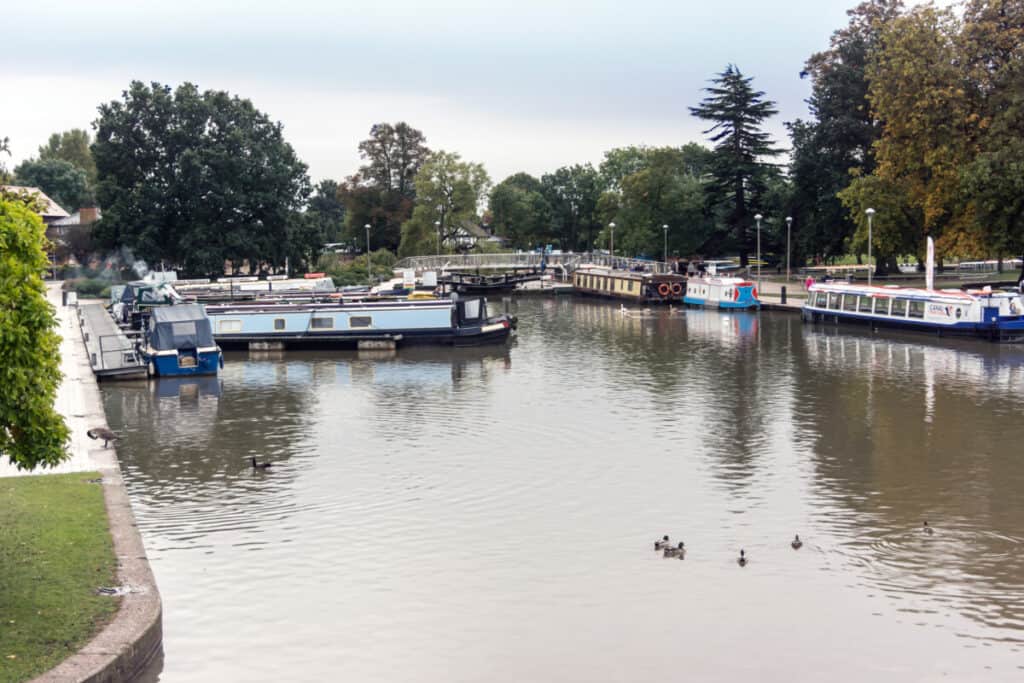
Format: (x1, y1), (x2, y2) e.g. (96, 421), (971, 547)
(364, 223), (372, 286)
(754, 213), (763, 291)
(662, 224), (669, 268)
(785, 216), (793, 283)
(435, 220), (441, 254)
(865, 208), (875, 286)
(609, 222), (615, 259)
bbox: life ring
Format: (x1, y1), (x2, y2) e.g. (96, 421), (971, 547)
(670, 283), (683, 296)
(657, 283), (672, 297)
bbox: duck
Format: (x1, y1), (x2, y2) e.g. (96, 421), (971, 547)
(664, 541), (686, 559)
(791, 534), (803, 550)
(654, 535), (671, 551)
(251, 456), (273, 470)
(86, 427), (119, 448)
(737, 549), (747, 567)
(922, 520), (934, 535)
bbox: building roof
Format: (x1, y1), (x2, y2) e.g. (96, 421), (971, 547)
(52, 208), (102, 227)
(0, 185), (69, 218)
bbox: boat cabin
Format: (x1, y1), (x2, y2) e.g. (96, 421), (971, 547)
(572, 266), (684, 303)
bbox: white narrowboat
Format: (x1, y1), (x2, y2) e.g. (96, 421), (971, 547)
(684, 276), (760, 310)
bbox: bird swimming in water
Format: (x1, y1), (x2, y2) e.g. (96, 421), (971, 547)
(251, 457), (272, 470)
(791, 535), (803, 550)
(654, 535), (671, 550)
(737, 549), (747, 567)
(664, 541), (685, 559)
(86, 427), (118, 448)
(922, 521), (934, 535)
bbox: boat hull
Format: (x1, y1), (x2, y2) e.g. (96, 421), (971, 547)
(146, 348), (222, 377)
(802, 308), (1024, 342)
(683, 296), (759, 310)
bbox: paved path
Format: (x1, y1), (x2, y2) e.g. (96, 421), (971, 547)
(0, 285), (118, 477)
(79, 302), (146, 378)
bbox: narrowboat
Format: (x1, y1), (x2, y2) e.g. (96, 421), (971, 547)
(205, 296), (514, 349)
(802, 282), (1024, 342)
(572, 266), (685, 303)
(143, 304), (223, 376)
(684, 276), (760, 309)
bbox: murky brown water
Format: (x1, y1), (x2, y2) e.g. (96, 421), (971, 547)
(101, 298), (1024, 681)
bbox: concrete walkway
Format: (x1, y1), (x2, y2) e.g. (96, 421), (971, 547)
(0, 284), (163, 682)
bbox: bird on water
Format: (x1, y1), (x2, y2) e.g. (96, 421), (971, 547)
(654, 535), (671, 550)
(922, 521), (934, 535)
(251, 457), (272, 470)
(664, 541), (685, 559)
(791, 535), (803, 550)
(86, 428), (118, 448)
(737, 549), (747, 567)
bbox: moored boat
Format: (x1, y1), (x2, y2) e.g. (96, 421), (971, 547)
(205, 296), (514, 349)
(802, 282), (1024, 342)
(684, 276), (760, 309)
(572, 266), (685, 303)
(143, 304), (223, 376)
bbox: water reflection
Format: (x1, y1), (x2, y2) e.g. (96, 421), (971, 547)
(105, 300), (1024, 681)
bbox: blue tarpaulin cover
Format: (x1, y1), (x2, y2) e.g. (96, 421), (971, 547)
(148, 304), (215, 350)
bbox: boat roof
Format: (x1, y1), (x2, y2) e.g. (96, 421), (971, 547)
(689, 276), (753, 286)
(809, 282), (1018, 302)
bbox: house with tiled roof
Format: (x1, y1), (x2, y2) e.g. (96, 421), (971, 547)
(0, 185), (69, 224)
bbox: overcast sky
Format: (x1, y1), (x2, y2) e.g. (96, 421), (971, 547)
(1, 0), (940, 185)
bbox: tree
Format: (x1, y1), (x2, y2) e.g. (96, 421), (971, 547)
(92, 81), (311, 276)
(339, 123), (430, 252)
(13, 158), (91, 211)
(0, 190), (70, 470)
(0, 135), (10, 183)
(540, 164), (602, 251)
(398, 151), (490, 257)
(307, 179), (346, 243)
(690, 65), (781, 266)
(38, 129), (98, 185)
(489, 173), (553, 248)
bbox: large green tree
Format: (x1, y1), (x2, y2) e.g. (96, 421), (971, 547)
(0, 190), (69, 470)
(398, 151), (490, 257)
(489, 173), (553, 248)
(690, 65), (781, 266)
(39, 129), (98, 186)
(92, 81), (311, 276)
(307, 179), (346, 243)
(539, 164), (602, 251)
(13, 158), (91, 212)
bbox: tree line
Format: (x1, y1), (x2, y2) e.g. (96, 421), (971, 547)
(4, 0), (1022, 277)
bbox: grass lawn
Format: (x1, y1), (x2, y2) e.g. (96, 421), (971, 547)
(0, 473), (119, 683)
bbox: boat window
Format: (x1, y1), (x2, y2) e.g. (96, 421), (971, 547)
(349, 316), (372, 328)
(891, 299), (908, 317)
(908, 300), (925, 319)
(873, 298), (890, 316)
(218, 319), (242, 333)
(628, 280), (635, 292)
(463, 299), (481, 320)
(172, 321), (197, 336)
(842, 294), (858, 311)
(813, 291), (827, 307)
(827, 292), (840, 309)
(311, 317), (334, 329)
(858, 296), (872, 313)
(274, 318), (286, 330)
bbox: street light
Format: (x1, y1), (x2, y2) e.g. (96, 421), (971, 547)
(434, 220), (441, 254)
(754, 213), (763, 291)
(364, 223), (372, 287)
(662, 224), (669, 267)
(785, 216), (793, 283)
(865, 208), (875, 286)
(609, 222), (616, 259)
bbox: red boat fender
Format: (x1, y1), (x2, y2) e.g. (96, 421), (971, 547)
(671, 282), (683, 296)
(658, 283), (672, 297)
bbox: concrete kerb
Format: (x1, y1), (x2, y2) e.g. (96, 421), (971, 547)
(29, 289), (163, 683)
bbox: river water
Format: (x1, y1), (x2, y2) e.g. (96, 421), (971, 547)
(100, 298), (1024, 682)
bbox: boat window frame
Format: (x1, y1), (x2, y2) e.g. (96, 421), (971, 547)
(891, 298), (908, 317)
(842, 294), (858, 312)
(310, 316), (335, 330)
(857, 296), (873, 314)
(218, 319), (242, 333)
(873, 298), (890, 316)
(349, 316), (373, 329)
(273, 318), (286, 330)
(813, 291), (827, 307)
(908, 300), (926, 319)
(827, 292), (840, 309)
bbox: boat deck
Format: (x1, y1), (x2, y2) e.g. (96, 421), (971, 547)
(78, 302), (148, 380)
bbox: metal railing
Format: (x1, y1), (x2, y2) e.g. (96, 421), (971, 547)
(393, 252), (673, 275)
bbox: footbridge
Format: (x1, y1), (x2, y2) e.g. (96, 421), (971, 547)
(393, 252), (674, 276)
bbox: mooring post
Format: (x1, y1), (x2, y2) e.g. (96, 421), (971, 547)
(781, 285), (787, 305)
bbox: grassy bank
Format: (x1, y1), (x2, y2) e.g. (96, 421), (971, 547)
(0, 473), (119, 682)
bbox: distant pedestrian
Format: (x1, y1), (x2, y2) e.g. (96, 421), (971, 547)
(804, 275), (814, 291)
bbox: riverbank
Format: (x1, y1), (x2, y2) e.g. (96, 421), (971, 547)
(0, 474), (119, 681)
(0, 284), (162, 682)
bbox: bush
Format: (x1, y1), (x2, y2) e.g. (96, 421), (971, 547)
(63, 278), (110, 298)
(317, 249), (396, 287)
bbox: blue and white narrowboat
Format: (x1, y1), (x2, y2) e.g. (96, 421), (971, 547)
(205, 296), (514, 349)
(143, 304), (223, 376)
(802, 282), (1024, 342)
(684, 276), (760, 309)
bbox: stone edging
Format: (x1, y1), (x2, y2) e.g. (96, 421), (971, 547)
(31, 303), (163, 683)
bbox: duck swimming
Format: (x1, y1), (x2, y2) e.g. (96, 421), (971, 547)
(737, 549), (747, 567)
(791, 535), (803, 550)
(922, 521), (934, 535)
(664, 541), (686, 559)
(654, 535), (671, 550)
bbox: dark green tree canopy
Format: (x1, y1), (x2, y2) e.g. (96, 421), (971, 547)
(13, 158), (91, 212)
(92, 81), (311, 276)
(489, 173), (553, 248)
(357, 122), (429, 198)
(690, 64), (781, 265)
(38, 128), (97, 185)
(540, 164), (602, 251)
